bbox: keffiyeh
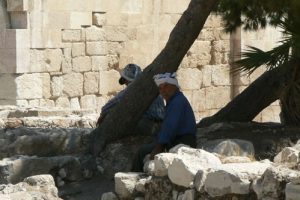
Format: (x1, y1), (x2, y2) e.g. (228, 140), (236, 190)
(153, 72), (179, 87)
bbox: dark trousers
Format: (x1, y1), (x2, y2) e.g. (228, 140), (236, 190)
(131, 134), (197, 172)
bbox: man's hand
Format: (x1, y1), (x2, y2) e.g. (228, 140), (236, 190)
(150, 143), (165, 160)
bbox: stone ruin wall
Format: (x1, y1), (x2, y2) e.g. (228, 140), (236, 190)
(0, 0), (282, 122)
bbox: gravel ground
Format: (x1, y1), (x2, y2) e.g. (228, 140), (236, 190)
(59, 174), (115, 200)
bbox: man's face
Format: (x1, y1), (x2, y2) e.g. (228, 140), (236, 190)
(158, 83), (175, 101)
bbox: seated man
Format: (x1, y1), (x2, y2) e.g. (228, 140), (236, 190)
(92, 64), (165, 148)
(131, 72), (197, 172)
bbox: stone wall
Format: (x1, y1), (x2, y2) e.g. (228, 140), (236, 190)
(0, 0), (281, 122)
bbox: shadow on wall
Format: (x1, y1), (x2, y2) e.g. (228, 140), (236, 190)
(0, 1), (16, 105)
(0, 0), (10, 29)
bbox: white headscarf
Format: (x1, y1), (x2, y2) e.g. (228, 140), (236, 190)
(153, 72), (179, 87)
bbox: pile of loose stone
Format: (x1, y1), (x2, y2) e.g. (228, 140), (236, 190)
(105, 143), (300, 200)
(1, 106), (300, 200)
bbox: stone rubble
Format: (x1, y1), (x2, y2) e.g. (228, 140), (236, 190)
(107, 143), (300, 200)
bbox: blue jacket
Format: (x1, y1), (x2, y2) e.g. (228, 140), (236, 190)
(158, 90), (196, 145)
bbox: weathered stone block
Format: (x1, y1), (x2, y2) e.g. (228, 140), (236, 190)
(191, 89), (206, 112)
(4, 29), (30, 49)
(72, 56), (92, 72)
(99, 70), (123, 95)
(206, 86), (231, 109)
(69, 12), (92, 28)
(80, 95), (97, 109)
(7, 0), (28, 11)
(85, 26), (105, 41)
(72, 43), (85, 57)
(211, 65), (231, 86)
(70, 97), (81, 109)
(16, 73), (43, 99)
(51, 76), (63, 97)
(91, 56), (108, 71)
(93, 13), (106, 26)
(114, 172), (143, 199)
(63, 73), (83, 97)
(41, 73), (51, 98)
(104, 26), (127, 42)
(62, 29), (82, 42)
(84, 72), (99, 94)
(30, 28), (62, 48)
(56, 97), (70, 108)
(177, 68), (202, 90)
(39, 99), (55, 107)
(161, 0), (189, 14)
(30, 49), (62, 73)
(10, 11), (28, 29)
(86, 41), (108, 55)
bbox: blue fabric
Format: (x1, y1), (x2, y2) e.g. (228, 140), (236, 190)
(144, 95), (165, 121)
(101, 88), (165, 121)
(101, 89), (126, 115)
(158, 90), (196, 145)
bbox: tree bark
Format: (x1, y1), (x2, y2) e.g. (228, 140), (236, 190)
(280, 58), (300, 126)
(198, 60), (298, 128)
(91, 0), (219, 155)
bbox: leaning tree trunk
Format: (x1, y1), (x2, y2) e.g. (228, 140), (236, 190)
(198, 59), (299, 128)
(280, 58), (300, 126)
(91, 0), (219, 155)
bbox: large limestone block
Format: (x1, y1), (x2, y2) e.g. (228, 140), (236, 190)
(154, 153), (177, 177)
(84, 72), (99, 94)
(191, 89), (206, 112)
(205, 86), (231, 109)
(205, 161), (272, 197)
(86, 41), (108, 55)
(286, 183), (300, 200)
(253, 166), (300, 200)
(274, 147), (300, 165)
(91, 56), (108, 71)
(93, 13), (106, 26)
(72, 56), (92, 72)
(16, 73), (43, 99)
(211, 65), (231, 86)
(168, 146), (221, 188)
(71, 42), (85, 57)
(7, 0), (28, 11)
(189, 41), (211, 55)
(80, 95), (97, 109)
(161, 0), (190, 14)
(56, 97), (70, 108)
(104, 26), (127, 42)
(30, 49), (62, 72)
(69, 11), (92, 29)
(99, 70), (123, 95)
(51, 76), (63, 97)
(41, 73), (51, 98)
(85, 26), (105, 41)
(62, 29), (82, 42)
(0, 35), (30, 73)
(177, 68), (202, 90)
(30, 28), (62, 48)
(205, 169), (250, 197)
(114, 172), (144, 199)
(63, 73), (83, 97)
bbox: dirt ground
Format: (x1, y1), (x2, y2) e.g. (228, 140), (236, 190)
(59, 174), (115, 200)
